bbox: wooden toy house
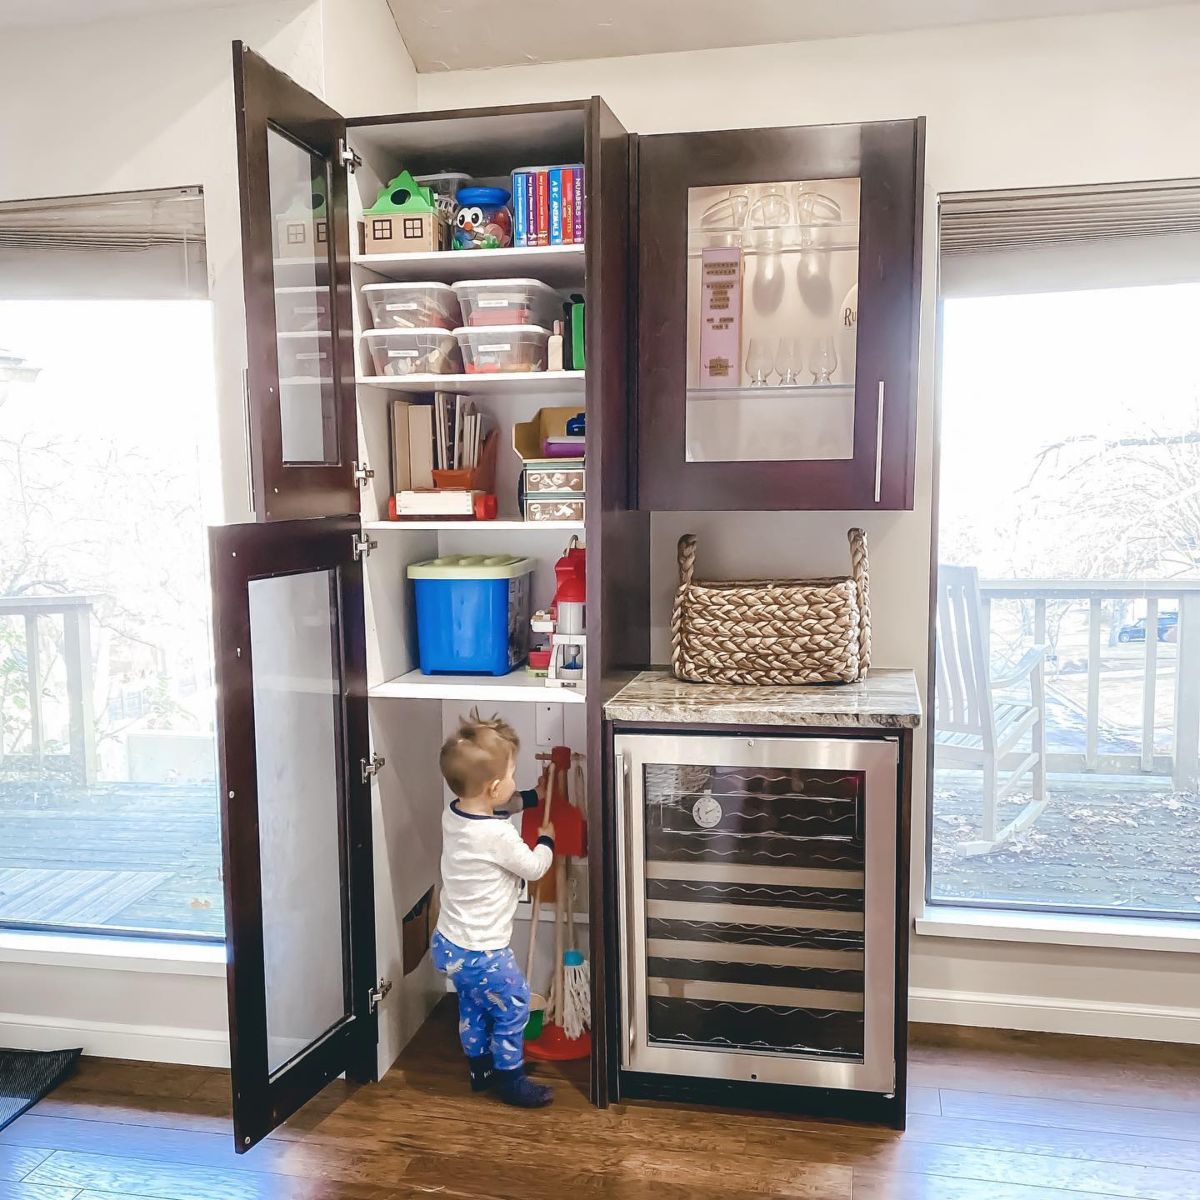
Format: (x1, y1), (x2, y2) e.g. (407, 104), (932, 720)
(362, 169), (449, 254)
(274, 178), (328, 259)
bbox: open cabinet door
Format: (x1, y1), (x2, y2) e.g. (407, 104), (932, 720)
(210, 517), (376, 1152)
(234, 41), (360, 521)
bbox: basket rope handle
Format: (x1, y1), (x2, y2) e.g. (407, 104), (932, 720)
(848, 527), (872, 673)
(677, 534), (697, 589)
(671, 535), (698, 677)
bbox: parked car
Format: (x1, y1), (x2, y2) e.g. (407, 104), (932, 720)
(1117, 611), (1179, 643)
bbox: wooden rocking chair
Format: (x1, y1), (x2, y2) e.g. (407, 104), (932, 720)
(934, 564), (1049, 855)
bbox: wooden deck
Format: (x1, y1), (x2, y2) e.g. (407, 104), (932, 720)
(3, 1000), (1200, 1198)
(0, 781), (223, 938)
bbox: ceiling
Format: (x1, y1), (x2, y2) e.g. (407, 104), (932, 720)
(0, 0), (288, 28)
(389, 0), (1182, 72)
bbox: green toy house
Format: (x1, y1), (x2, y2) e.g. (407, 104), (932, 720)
(362, 170), (449, 255)
(275, 177), (328, 259)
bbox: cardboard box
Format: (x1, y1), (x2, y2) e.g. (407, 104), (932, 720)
(512, 406), (585, 465)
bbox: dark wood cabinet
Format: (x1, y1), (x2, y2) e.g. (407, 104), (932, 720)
(215, 41), (649, 1149)
(635, 119), (924, 511)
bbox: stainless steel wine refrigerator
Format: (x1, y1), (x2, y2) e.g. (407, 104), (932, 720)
(613, 730), (904, 1111)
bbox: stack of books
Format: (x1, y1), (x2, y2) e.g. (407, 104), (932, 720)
(512, 164), (585, 247)
(389, 395), (495, 520)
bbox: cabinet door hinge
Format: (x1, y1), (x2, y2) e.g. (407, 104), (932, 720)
(352, 532), (377, 561)
(353, 461), (375, 487)
(361, 753), (385, 783)
(368, 978), (392, 1013)
(338, 139), (362, 172)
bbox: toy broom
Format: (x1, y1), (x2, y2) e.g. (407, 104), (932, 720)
(522, 746), (591, 1061)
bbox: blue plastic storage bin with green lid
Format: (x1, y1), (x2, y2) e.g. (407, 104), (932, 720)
(407, 554), (534, 676)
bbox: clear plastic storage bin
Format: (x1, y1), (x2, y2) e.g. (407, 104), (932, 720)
(276, 287), (332, 333)
(362, 328), (463, 376)
(455, 325), (550, 373)
(278, 331), (332, 380)
(362, 282), (461, 331)
(451, 278), (564, 328)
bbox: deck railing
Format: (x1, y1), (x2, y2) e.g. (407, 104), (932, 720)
(0, 595), (97, 784)
(978, 579), (1200, 791)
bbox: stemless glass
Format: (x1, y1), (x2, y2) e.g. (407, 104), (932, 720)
(809, 336), (838, 384)
(775, 337), (802, 385)
(746, 338), (774, 386)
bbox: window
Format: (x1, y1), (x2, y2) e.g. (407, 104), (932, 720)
(372, 217), (392, 241)
(0, 187), (222, 941)
(930, 180), (1200, 921)
(403, 217), (422, 239)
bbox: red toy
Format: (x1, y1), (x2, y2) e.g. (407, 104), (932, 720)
(521, 745), (586, 863)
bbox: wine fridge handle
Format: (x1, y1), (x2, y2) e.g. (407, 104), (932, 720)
(873, 380), (885, 504)
(614, 749), (636, 1061)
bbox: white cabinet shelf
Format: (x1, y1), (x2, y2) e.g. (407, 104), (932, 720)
(353, 244), (585, 288)
(363, 520), (584, 532)
(357, 370), (584, 396)
(370, 668), (584, 704)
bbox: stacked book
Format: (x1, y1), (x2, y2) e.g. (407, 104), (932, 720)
(512, 164), (585, 247)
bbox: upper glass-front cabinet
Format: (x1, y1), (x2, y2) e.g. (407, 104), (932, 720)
(233, 42), (360, 521)
(637, 120), (924, 511)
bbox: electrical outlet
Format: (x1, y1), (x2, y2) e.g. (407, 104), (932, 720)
(535, 702), (563, 748)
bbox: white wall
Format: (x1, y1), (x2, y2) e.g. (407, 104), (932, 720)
(0, 0), (416, 1064)
(419, 4), (1200, 1041)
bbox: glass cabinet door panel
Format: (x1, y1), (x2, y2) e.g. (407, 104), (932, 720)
(686, 178), (860, 463)
(267, 127), (338, 466)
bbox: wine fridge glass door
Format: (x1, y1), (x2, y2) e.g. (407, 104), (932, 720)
(615, 733), (898, 1093)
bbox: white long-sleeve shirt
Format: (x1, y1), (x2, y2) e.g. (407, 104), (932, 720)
(436, 790), (554, 951)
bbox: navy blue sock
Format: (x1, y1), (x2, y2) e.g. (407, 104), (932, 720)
(467, 1053), (494, 1092)
(492, 1065), (553, 1107)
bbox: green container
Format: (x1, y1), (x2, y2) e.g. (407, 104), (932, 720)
(525, 992), (546, 1039)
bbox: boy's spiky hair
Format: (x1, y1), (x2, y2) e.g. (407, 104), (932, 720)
(439, 708), (520, 798)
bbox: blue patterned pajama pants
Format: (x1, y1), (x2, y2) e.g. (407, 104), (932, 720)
(431, 930), (530, 1070)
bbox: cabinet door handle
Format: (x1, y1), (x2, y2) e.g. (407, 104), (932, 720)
(614, 750), (636, 1061)
(873, 381), (885, 504)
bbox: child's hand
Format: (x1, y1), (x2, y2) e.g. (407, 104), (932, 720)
(540, 817), (555, 843)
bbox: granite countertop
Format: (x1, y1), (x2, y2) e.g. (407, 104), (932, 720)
(604, 668), (922, 729)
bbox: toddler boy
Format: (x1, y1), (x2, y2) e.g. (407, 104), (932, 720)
(432, 711), (555, 1107)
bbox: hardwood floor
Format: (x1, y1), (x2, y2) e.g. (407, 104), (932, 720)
(3, 1003), (1200, 1199)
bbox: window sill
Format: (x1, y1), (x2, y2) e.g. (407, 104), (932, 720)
(915, 906), (1200, 953)
(0, 930), (226, 976)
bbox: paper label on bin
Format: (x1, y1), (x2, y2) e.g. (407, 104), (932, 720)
(295, 351), (326, 361)
(385, 302), (419, 310)
(295, 305), (323, 315)
(478, 343), (512, 352)
(478, 298), (513, 308)
(387, 349), (419, 358)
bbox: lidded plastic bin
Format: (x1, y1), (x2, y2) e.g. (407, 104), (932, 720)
(362, 282), (461, 331)
(452, 278), (564, 328)
(276, 287), (332, 333)
(408, 554), (534, 676)
(455, 325), (550, 373)
(278, 331), (332, 380)
(362, 327), (463, 376)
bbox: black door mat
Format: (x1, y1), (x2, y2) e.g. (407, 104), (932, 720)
(0, 1047), (82, 1132)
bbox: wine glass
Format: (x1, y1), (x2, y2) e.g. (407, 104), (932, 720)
(775, 337), (801, 386)
(809, 336), (838, 384)
(746, 338), (774, 386)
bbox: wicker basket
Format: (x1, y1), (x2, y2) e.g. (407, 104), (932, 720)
(671, 529), (872, 686)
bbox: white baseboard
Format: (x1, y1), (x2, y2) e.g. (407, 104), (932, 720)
(910, 987), (1200, 1045)
(0, 1010), (230, 1067)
